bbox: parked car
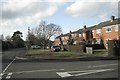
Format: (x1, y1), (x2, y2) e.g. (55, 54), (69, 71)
(31, 45), (41, 49)
(51, 45), (61, 52)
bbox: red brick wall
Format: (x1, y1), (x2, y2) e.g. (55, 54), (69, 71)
(93, 25), (119, 49)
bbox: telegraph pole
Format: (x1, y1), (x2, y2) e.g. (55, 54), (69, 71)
(27, 27), (30, 49)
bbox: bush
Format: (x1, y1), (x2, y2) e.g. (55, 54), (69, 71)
(86, 44), (105, 49)
(63, 44), (83, 53)
(108, 40), (120, 57)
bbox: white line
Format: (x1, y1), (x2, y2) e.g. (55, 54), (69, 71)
(0, 73), (3, 76)
(1, 58), (15, 80)
(16, 57), (28, 60)
(74, 69), (114, 76)
(6, 73), (13, 79)
(57, 69), (115, 78)
(0, 73), (3, 80)
(12, 69), (65, 74)
(3, 57), (16, 73)
(88, 64), (118, 68)
(67, 70), (100, 73)
(0, 77), (2, 80)
(56, 72), (72, 78)
(7, 73), (12, 76)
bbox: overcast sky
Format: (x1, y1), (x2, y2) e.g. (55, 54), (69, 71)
(0, 0), (119, 41)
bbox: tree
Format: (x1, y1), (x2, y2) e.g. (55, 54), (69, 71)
(67, 32), (74, 45)
(26, 33), (38, 45)
(11, 31), (25, 48)
(5, 35), (11, 41)
(33, 21), (62, 48)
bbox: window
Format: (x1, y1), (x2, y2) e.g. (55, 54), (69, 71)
(92, 30), (95, 34)
(96, 29), (101, 34)
(115, 25), (118, 32)
(79, 34), (81, 37)
(71, 34), (74, 37)
(106, 27), (112, 32)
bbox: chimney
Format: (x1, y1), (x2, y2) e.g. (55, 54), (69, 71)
(70, 30), (72, 33)
(110, 16), (115, 22)
(83, 25), (86, 29)
(61, 33), (63, 36)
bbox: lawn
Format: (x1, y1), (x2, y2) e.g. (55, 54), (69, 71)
(53, 51), (81, 57)
(25, 49), (108, 57)
(26, 49), (81, 57)
(26, 49), (52, 56)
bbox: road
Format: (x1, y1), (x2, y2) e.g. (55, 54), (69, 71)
(1, 57), (119, 80)
(2, 48), (27, 74)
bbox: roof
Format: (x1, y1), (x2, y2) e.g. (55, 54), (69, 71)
(55, 33), (69, 39)
(55, 17), (120, 39)
(92, 18), (120, 30)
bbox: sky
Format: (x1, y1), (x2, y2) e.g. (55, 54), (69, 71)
(0, 0), (120, 41)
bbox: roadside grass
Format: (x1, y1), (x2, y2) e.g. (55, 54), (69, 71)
(25, 48), (108, 57)
(93, 49), (108, 57)
(53, 51), (80, 57)
(26, 49), (52, 56)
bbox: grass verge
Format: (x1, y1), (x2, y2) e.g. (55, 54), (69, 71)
(25, 49), (108, 57)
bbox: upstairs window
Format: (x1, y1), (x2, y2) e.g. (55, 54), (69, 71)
(96, 29), (101, 34)
(79, 34), (81, 37)
(106, 27), (112, 32)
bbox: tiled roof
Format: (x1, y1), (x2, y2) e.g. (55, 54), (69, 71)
(55, 17), (120, 39)
(92, 18), (120, 30)
(55, 33), (69, 39)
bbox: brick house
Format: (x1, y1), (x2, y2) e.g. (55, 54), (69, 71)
(54, 16), (120, 49)
(54, 25), (94, 45)
(92, 16), (120, 48)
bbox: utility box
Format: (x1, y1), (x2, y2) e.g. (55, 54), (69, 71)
(86, 47), (93, 54)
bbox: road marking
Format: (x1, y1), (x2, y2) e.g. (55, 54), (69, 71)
(73, 69), (114, 76)
(3, 57), (16, 73)
(1, 57), (16, 79)
(0, 73), (3, 80)
(16, 57), (28, 60)
(56, 69), (115, 78)
(88, 64), (118, 68)
(57, 72), (72, 77)
(6, 73), (13, 79)
(10, 69), (65, 74)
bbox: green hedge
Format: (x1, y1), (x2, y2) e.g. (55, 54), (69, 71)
(63, 44), (84, 53)
(108, 40), (120, 57)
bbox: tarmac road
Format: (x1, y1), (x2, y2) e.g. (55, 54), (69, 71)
(1, 58), (119, 79)
(2, 48), (27, 73)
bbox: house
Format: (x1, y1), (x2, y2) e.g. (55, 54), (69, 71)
(54, 16), (120, 49)
(92, 16), (120, 48)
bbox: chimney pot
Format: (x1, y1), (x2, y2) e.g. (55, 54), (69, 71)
(84, 25), (86, 29)
(110, 16), (115, 22)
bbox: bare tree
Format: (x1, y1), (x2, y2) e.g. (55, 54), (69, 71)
(33, 21), (62, 48)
